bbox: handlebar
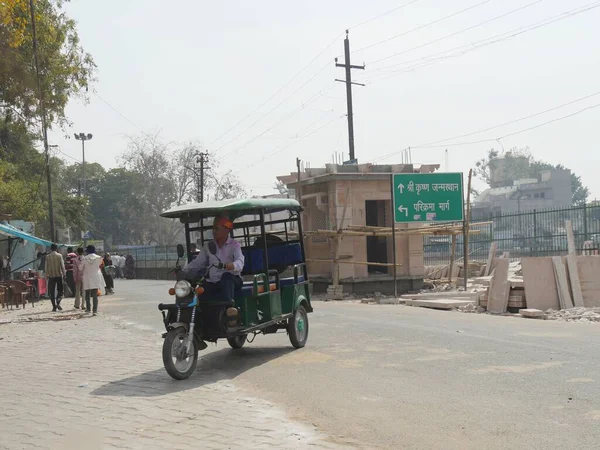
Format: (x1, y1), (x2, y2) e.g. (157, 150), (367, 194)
(171, 262), (226, 280)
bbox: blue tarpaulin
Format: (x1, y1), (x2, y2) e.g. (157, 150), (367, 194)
(0, 222), (56, 248)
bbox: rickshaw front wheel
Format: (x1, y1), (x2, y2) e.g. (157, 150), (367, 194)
(162, 328), (198, 380)
(288, 305), (309, 348)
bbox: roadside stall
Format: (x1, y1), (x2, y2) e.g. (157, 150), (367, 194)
(0, 222), (62, 304)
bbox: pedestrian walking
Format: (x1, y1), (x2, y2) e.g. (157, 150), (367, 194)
(112, 254), (122, 278)
(73, 247), (85, 309)
(101, 253), (114, 295)
(45, 244), (66, 311)
(119, 254), (126, 278)
(82, 245), (104, 316)
(124, 254), (135, 279)
(65, 247), (77, 297)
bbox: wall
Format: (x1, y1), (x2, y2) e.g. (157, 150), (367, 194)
(301, 182), (332, 276)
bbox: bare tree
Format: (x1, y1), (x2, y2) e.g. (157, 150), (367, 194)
(172, 142), (205, 205)
(121, 133), (179, 244)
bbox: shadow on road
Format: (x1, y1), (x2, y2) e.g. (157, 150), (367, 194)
(91, 346), (295, 397)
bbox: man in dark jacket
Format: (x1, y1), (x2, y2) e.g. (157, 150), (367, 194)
(65, 247), (77, 297)
(45, 244), (66, 311)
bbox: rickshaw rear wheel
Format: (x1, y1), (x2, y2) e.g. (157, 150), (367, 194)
(288, 305), (309, 348)
(227, 334), (247, 349)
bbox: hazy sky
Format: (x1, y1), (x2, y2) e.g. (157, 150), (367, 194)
(48, 0), (600, 199)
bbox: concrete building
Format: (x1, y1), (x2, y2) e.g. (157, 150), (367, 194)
(277, 162), (440, 294)
(472, 168), (572, 217)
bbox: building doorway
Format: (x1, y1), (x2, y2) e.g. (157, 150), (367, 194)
(365, 200), (389, 274)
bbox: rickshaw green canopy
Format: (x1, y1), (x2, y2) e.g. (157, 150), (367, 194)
(160, 198), (301, 220)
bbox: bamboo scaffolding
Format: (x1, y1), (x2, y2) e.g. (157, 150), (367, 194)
(346, 221), (491, 233)
(304, 228), (482, 237)
(307, 259), (402, 267)
(332, 188), (350, 287)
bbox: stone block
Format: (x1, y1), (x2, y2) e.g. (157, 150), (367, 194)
(400, 292), (480, 301)
(519, 308), (545, 319)
(326, 285), (344, 300)
(488, 258), (510, 314)
(405, 299), (475, 310)
(522, 257), (560, 311)
(576, 256), (600, 307)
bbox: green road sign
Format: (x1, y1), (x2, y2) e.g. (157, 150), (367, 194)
(393, 173), (464, 223)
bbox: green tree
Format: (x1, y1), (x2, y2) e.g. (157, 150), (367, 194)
(0, 117), (46, 222)
(88, 168), (146, 245)
(0, 0), (95, 240)
(121, 133), (178, 244)
(0, 0), (96, 127)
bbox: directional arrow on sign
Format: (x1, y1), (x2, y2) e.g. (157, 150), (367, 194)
(398, 205), (408, 217)
(398, 183), (404, 194)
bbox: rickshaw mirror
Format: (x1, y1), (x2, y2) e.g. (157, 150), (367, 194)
(176, 244), (185, 258)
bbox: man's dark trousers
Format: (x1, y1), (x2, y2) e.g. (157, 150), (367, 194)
(202, 273), (243, 304)
(65, 271), (75, 297)
(48, 276), (64, 309)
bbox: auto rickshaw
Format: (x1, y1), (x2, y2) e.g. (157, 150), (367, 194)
(158, 198), (312, 380)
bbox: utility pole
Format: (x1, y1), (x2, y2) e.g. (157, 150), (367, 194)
(335, 30), (365, 163)
(29, 0), (55, 241)
(194, 152), (209, 202)
(74, 132), (93, 244)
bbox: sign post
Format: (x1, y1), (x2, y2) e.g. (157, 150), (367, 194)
(389, 174), (397, 298)
(392, 173), (464, 223)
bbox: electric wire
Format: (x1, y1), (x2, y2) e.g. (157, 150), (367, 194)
(365, 0), (600, 83)
(369, 0), (545, 65)
(234, 114), (345, 175)
(220, 82), (337, 159)
(371, 100), (600, 163)
(352, 0), (495, 54)
(215, 62), (332, 153)
(93, 92), (142, 131)
(349, 0), (424, 30)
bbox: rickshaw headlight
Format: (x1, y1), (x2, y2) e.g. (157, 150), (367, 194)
(174, 280), (192, 298)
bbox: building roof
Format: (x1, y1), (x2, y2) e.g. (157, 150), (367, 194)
(278, 163), (441, 188)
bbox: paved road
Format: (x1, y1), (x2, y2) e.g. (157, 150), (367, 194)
(0, 302), (347, 450)
(104, 280), (600, 449)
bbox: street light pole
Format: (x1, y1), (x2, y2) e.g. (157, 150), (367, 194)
(74, 132), (92, 243)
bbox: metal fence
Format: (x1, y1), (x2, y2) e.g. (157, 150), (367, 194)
(109, 204), (600, 277)
(424, 204), (600, 267)
(109, 245), (180, 280)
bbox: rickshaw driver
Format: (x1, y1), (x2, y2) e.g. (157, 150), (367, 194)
(182, 215), (244, 305)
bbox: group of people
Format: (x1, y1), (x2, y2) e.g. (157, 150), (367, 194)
(45, 245), (134, 315)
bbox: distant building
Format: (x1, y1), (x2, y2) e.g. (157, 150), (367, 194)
(472, 168), (572, 217)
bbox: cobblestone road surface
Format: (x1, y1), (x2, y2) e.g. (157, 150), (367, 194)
(0, 302), (350, 450)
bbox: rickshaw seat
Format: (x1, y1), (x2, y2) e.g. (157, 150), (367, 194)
(238, 281), (277, 298)
(279, 275), (305, 287)
(242, 243), (302, 274)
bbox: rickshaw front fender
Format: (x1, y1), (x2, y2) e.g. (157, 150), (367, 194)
(167, 322), (188, 332)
